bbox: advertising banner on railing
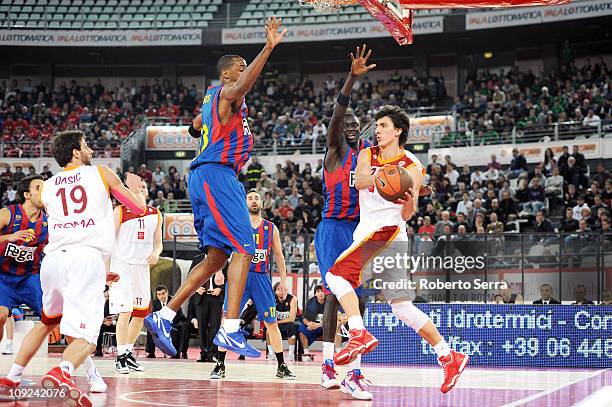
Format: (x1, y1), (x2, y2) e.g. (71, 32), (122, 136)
(221, 16), (443, 45)
(146, 126), (199, 151)
(0, 157), (120, 175)
(163, 213), (197, 243)
(429, 137), (612, 167)
(0, 29), (202, 47)
(466, 0), (612, 30)
(363, 303), (612, 367)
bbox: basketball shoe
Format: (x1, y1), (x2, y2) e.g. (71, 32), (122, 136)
(213, 327), (261, 358)
(41, 366), (92, 407)
(210, 362), (226, 379)
(276, 363), (296, 380)
(321, 359), (341, 389)
(439, 350), (469, 393)
(115, 354), (129, 374)
(334, 329), (378, 365)
(143, 312), (177, 357)
(125, 351), (145, 372)
(340, 369), (373, 400)
(87, 368), (107, 393)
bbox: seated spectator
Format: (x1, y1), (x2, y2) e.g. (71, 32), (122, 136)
(592, 164), (611, 189)
(486, 212), (504, 234)
(298, 285), (325, 361)
(498, 281), (524, 304)
(470, 168), (485, 186)
(454, 212), (470, 233)
(444, 163), (459, 186)
(483, 165), (499, 182)
(508, 148), (527, 178)
(572, 284), (595, 305)
(573, 195), (590, 220)
(520, 177), (545, 217)
(95, 287), (116, 356)
(499, 190), (518, 217)
(487, 154), (502, 171)
(560, 156), (582, 189)
(558, 208), (579, 233)
(545, 167), (563, 209)
(456, 192), (473, 217)
(542, 148), (557, 177)
(434, 211), (453, 235)
(272, 282), (298, 361)
(533, 283), (561, 304)
(601, 290), (612, 305)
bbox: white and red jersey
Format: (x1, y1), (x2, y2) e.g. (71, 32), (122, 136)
(113, 205), (160, 265)
(358, 146), (426, 232)
(42, 165), (115, 256)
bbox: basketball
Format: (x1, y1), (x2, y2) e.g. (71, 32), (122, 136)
(375, 165), (413, 202)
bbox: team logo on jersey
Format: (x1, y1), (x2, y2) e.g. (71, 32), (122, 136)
(264, 225), (269, 231)
(398, 161), (406, 166)
(43, 222), (48, 227)
(15, 215), (21, 221)
(5, 243), (36, 263)
(138, 231), (145, 240)
(203, 94), (212, 104)
(252, 249), (267, 264)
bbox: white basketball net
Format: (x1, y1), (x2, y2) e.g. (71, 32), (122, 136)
(299, 0), (341, 13)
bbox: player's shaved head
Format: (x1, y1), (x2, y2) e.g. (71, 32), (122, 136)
(217, 54), (242, 76)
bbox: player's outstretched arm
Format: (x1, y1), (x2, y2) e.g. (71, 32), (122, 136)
(100, 166), (146, 216)
(220, 16), (286, 104)
(188, 114), (203, 137)
(326, 44), (376, 155)
(0, 208), (33, 243)
(354, 148), (376, 190)
(271, 225), (288, 290)
(146, 209), (163, 265)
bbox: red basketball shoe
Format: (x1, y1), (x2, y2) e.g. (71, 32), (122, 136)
(41, 367), (92, 407)
(0, 377), (20, 397)
(439, 350), (469, 393)
(334, 329), (378, 365)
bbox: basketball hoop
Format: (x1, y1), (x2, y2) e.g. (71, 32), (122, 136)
(299, 0), (358, 13)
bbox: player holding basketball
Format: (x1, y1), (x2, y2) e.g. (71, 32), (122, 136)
(0, 175), (107, 395)
(325, 105), (469, 395)
(211, 190), (295, 380)
(110, 183), (162, 374)
(145, 16), (286, 358)
(314, 45), (375, 399)
(1, 131), (146, 406)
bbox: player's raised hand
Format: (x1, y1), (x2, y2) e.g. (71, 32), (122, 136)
(350, 44), (376, 77)
(265, 16), (287, 49)
(8, 229), (34, 243)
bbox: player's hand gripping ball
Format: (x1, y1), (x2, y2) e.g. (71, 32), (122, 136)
(375, 164), (414, 202)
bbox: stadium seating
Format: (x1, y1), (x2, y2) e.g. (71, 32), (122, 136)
(1, 0), (221, 29)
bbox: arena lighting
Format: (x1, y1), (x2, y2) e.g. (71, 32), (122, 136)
(174, 151), (186, 158)
(484, 51), (494, 59)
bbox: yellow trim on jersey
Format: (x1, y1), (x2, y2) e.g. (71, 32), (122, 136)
(377, 149), (407, 165)
(63, 164), (81, 171)
(118, 205), (123, 224)
(97, 166), (110, 196)
(157, 208), (162, 227)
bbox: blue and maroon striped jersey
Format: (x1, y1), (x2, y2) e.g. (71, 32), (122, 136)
(190, 85), (253, 174)
(0, 204), (48, 276)
(322, 140), (371, 221)
(250, 219), (274, 274)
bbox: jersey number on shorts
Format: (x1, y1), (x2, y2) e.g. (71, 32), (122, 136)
(56, 186), (88, 216)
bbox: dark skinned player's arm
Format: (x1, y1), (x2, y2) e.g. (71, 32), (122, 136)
(326, 72), (357, 159)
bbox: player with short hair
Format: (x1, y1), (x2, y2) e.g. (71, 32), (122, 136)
(211, 189), (295, 380)
(314, 45), (374, 399)
(1, 131), (146, 406)
(325, 105), (469, 395)
(110, 183), (162, 374)
(145, 17), (287, 359)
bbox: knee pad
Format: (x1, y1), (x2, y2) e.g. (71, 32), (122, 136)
(325, 273), (353, 299)
(391, 301), (429, 332)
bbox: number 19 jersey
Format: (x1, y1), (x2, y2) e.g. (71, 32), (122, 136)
(41, 165), (115, 256)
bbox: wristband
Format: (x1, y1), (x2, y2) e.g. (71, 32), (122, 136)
(188, 123), (200, 138)
(336, 92), (350, 107)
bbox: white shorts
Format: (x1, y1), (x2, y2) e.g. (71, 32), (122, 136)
(108, 257), (151, 317)
(40, 246), (106, 345)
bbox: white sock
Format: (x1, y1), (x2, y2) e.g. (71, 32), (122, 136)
(223, 319), (240, 333)
(347, 315), (364, 330)
(7, 339), (13, 346)
(433, 340), (451, 358)
(59, 361), (75, 376)
(267, 345), (274, 355)
(7, 363), (24, 382)
(127, 344), (134, 353)
(83, 356), (96, 376)
(349, 354), (361, 371)
(159, 306), (176, 321)
(322, 342), (335, 362)
(117, 345), (128, 355)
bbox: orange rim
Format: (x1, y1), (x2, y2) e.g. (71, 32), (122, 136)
(301, 0), (359, 5)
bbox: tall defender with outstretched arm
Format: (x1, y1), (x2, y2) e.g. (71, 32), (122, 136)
(145, 17), (287, 358)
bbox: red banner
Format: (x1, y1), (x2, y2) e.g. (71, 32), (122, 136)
(399, 0), (569, 8)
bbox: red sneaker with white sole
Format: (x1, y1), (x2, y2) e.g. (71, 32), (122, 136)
(334, 329), (378, 366)
(439, 350), (469, 393)
(0, 377), (20, 398)
(41, 367), (92, 407)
